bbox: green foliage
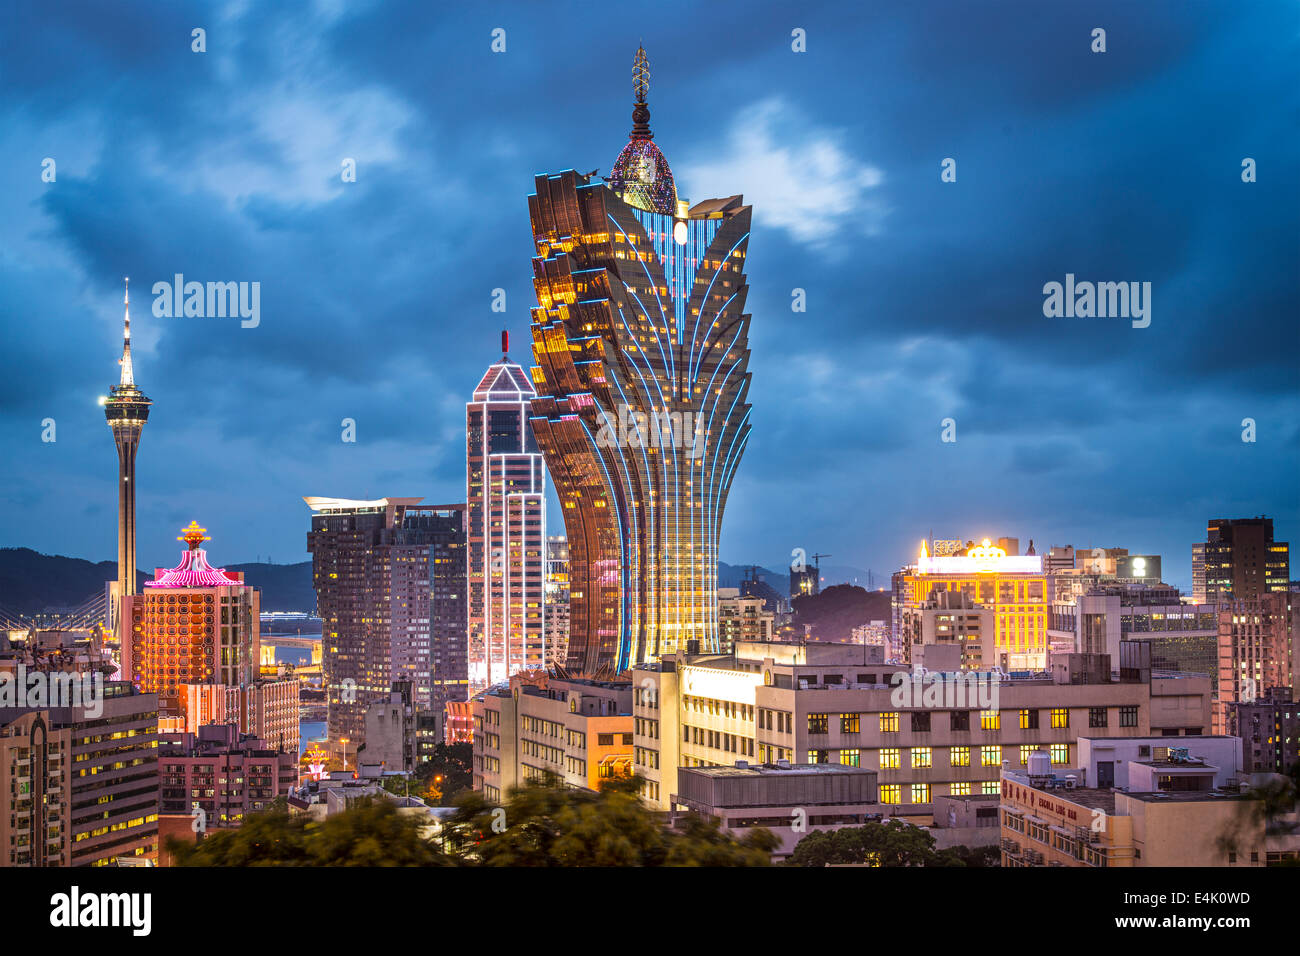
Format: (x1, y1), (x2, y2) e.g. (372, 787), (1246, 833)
(168, 798), (454, 867)
(170, 774), (776, 867)
(443, 773), (774, 867)
(786, 818), (993, 867)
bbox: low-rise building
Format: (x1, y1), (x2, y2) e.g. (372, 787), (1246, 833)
(473, 675), (633, 802)
(633, 640), (1213, 819)
(672, 761), (878, 859)
(1000, 753), (1268, 867)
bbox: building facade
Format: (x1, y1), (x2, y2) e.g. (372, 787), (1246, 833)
(1200, 517), (1291, 603)
(899, 539), (1050, 669)
(466, 354), (546, 692)
(544, 535), (571, 668)
(527, 48), (754, 674)
(306, 496), (463, 744)
(1215, 593), (1295, 733)
(472, 674), (633, 802)
(632, 641), (1212, 817)
(121, 522), (259, 719)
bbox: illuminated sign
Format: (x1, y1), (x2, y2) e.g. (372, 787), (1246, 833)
(917, 538), (1043, 575)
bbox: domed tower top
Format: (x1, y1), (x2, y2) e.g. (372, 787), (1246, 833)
(609, 46), (677, 215)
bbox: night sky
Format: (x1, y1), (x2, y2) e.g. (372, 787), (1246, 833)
(2, 0), (1296, 593)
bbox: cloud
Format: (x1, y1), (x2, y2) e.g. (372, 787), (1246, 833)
(680, 98), (887, 246)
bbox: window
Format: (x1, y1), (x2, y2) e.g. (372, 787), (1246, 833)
(980, 710), (1000, 731)
(840, 713), (861, 734)
(1120, 706), (1138, 728)
(1019, 745), (1035, 766)
(981, 782), (999, 796)
(911, 783), (931, 805)
(980, 746), (1001, 767)
(879, 712), (899, 733)
(807, 749), (829, 764)
(808, 713), (829, 734)
(911, 747), (932, 768)
(950, 782), (971, 796)
(1050, 708), (1069, 729)
(1089, 707), (1108, 729)
(950, 711), (971, 732)
(598, 734), (614, 746)
(880, 748), (901, 769)
(880, 784), (901, 805)
(1050, 744), (1069, 765)
(911, 712), (931, 733)
(1019, 709), (1039, 730)
(950, 746), (970, 767)
(839, 748), (861, 767)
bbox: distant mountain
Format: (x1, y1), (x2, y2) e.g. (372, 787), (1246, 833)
(227, 562), (315, 612)
(717, 562), (789, 599)
(791, 584), (892, 642)
(0, 548), (315, 616)
(0, 548), (143, 616)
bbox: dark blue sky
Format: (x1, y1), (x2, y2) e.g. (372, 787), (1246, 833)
(2, 0), (1296, 594)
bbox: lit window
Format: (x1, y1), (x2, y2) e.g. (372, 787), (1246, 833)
(980, 710), (1000, 731)
(1050, 744), (1069, 765)
(910, 747), (932, 769)
(1050, 708), (1069, 729)
(950, 746), (971, 767)
(879, 712), (899, 733)
(880, 785), (901, 805)
(880, 748), (901, 769)
(980, 746), (1001, 767)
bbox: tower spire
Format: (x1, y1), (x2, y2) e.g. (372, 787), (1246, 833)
(119, 276), (134, 388)
(631, 45), (652, 138)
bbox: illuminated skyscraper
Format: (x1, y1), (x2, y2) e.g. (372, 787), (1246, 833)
(467, 338), (546, 691)
(528, 47), (753, 673)
(103, 278), (151, 634)
(121, 521), (260, 717)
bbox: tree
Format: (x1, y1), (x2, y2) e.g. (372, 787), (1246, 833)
(443, 773), (776, 866)
(786, 819), (989, 867)
(168, 798), (454, 867)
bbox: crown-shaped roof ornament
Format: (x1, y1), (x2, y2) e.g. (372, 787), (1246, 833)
(178, 521), (211, 550)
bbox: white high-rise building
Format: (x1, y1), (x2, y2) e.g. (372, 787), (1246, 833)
(466, 340), (546, 692)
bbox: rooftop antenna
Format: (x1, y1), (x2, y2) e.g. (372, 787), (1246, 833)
(501, 329), (509, 359)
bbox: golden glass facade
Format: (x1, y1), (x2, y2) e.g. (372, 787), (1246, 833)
(527, 176), (752, 673)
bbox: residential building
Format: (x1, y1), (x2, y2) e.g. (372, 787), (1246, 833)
(472, 674), (633, 802)
(1200, 517), (1290, 603)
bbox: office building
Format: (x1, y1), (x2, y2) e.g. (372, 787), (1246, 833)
(1226, 688), (1299, 775)
(1215, 593), (1295, 733)
(672, 762), (879, 859)
(1, 681), (160, 866)
(1200, 517), (1290, 603)
(900, 589), (995, 669)
(899, 539), (1049, 669)
(1000, 747), (1273, 867)
(631, 640), (1212, 816)
(544, 536), (570, 669)
(472, 674), (633, 802)
(717, 588), (775, 652)
(306, 496), (464, 744)
(467, 348), (546, 692)
(527, 47), (754, 673)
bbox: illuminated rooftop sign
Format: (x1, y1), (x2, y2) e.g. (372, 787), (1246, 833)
(916, 538), (1043, 575)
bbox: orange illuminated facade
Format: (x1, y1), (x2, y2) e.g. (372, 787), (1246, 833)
(121, 522), (259, 718)
(903, 540), (1050, 669)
